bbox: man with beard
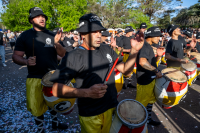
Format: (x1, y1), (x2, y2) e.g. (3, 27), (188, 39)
(12, 7), (67, 133)
(50, 13), (144, 133)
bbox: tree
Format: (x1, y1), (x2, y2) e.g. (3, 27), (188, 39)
(172, 3), (200, 27)
(87, 0), (152, 29)
(135, 0), (182, 22)
(57, 0), (87, 31)
(126, 9), (153, 29)
(0, 0), (87, 31)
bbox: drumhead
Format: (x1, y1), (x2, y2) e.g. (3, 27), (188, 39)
(41, 70), (55, 87)
(181, 61), (197, 71)
(161, 68), (187, 83)
(118, 100), (146, 124)
(190, 52), (200, 61)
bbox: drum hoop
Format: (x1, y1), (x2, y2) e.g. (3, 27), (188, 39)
(117, 99), (148, 129)
(161, 68), (187, 83)
(181, 61), (197, 71)
(41, 70), (56, 87)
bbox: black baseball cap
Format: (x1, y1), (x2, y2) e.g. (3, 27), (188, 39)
(196, 32), (200, 39)
(117, 29), (123, 34)
(28, 7), (48, 24)
(145, 26), (162, 38)
(101, 31), (111, 37)
(140, 23), (147, 29)
(167, 24), (179, 36)
(125, 26), (134, 33)
(76, 13), (106, 33)
(184, 30), (193, 38)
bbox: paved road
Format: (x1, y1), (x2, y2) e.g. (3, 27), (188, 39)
(0, 45), (200, 133)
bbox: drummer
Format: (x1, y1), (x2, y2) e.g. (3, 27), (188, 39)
(192, 32), (200, 53)
(165, 24), (196, 70)
(50, 13), (144, 133)
(101, 30), (111, 44)
(121, 26), (136, 88)
(12, 7), (67, 132)
(115, 29), (124, 52)
(136, 26), (164, 126)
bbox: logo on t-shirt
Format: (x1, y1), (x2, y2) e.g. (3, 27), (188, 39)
(44, 38), (53, 47)
(106, 54), (113, 67)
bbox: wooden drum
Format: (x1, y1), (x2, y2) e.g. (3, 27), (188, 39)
(154, 68), (188, 109)
(110, 99), (148, 133)
(41, 70), (76, 115)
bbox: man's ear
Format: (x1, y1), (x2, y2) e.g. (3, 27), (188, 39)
(30, 19), (33, 24)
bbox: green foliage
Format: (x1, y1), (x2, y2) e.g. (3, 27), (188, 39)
(172, 3), (200, 27)
(57, 0), (87, 31)
(127, 9), (153, 29)
(0, 0), (87, 31)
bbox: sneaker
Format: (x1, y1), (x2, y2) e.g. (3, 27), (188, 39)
(147, 119), (161, 126)
(3, 63), (7, 67)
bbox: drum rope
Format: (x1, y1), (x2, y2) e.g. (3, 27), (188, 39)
(34, 116), (44, 133)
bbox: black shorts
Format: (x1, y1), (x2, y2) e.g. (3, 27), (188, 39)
(10, 42), (15, 47)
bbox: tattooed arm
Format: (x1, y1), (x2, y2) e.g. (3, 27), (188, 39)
(139, 57), (162, 78)
(139, 58), (157, 72)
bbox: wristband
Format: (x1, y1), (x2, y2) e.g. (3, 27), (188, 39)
(153, 68), (159, 73)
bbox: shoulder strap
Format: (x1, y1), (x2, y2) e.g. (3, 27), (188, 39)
(78, 46), (86, 50)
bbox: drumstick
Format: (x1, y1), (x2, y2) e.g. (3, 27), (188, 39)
(104, 48), (123, 85)
(190, 57), (196, 60)
(151, 69), (179, 79)
(33, 38), (34, 57)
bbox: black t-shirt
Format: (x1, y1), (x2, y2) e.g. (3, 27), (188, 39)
(50, 44), (122, 116)
(178, 35), (187, 48)
(166, 38), (184, 67)
(115, 36), (123, 47)
(152, 43), (159, 48)
(196, 42), (200, 53)
(15, 29), (58, 78)
(62, 37), (75, 47)
(136, 41), (157, 85)
(61, 37), (76, 52)
(0, 32), (4, 45)
(122, 36), (132, 50)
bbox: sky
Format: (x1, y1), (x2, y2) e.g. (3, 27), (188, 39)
(172, 0), (199, 16)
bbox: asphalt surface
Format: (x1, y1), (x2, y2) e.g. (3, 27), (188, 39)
(0, 44), (200, 133)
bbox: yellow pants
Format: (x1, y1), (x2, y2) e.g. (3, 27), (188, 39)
(26, 78), (48, 117)
(79, 108), (115, 133)
(136, 80), (156, 107)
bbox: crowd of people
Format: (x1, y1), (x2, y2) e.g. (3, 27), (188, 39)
(0, 6), (200, 133)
